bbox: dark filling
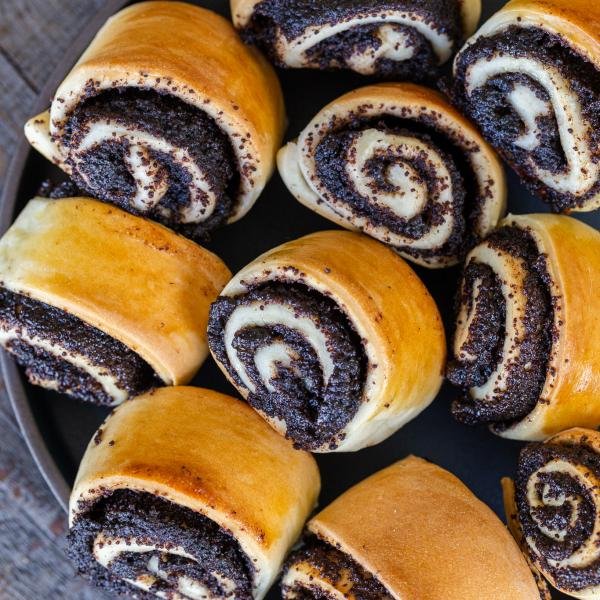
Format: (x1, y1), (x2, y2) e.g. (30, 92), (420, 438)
(447, 226), (553, 426)
(0, 288), (159, 405)
(453, 26), (600, 212)
(311, 114), (486, 263)
(63, 88), (239, 241)
(243, 0), (462, 80)
(283, 537), (393, 599)
(37, 178), (87, 199)
(68, 489), (254, 599)
(516, 439), (600, 592)
(207, 282), (366, 450)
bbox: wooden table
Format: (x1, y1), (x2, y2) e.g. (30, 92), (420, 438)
(0, 1), (109, 597)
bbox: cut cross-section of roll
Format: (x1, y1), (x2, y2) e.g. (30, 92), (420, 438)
(232, 0), (481, 79)
(0, 197), (231, 406)
(282, 456), (541, 600)
(68, 386), (320, 599)
(208, 230), (445, 452)
(24, 1), (285, 240)
(447, 213), (600, 440)
(502, 428), (600, 599)
(278, 83), (506, 268)
(453, 0), (600, 213)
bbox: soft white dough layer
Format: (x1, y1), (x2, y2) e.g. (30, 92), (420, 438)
(72, 120), (216, 223)
(223, 301), (334, 395)
(93, 534), (237, 600)
(281, 557), (353, 600)
(465, 55), (598, 197)
(525, 460), (600, 571)
(274, 11), (453, 72)
(453, 242), (530, 405)
(0, 325), (127, 405)
(336, 128), (456, 249)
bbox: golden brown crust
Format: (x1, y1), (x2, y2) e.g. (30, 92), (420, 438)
(212, 230), (446, 452)
(0, 197), (231, 385)
(459, 0), (482, 36)
(26, 1), (285, 221)
(469, 0), (599, 66)
(496, 214), (600, 439)
(309, 456), (540, 600)
(277, 83), (506, 269)
(70, 386), (320, 599)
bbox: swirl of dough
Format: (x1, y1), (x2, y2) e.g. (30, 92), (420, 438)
(25, 2), (285, 239)
(282, 457), (542, 599)
(504, 428), (600, 599)
(68, 387), (320, 599)
(208, 230), (446, 452)
(447, 213), (600, 441)
(453, 0), (600, 212)
(278, 83), (505, 268)
(232, 0), (481, 79)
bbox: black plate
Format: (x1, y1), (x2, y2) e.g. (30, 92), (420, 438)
(2, 2), (597, 598)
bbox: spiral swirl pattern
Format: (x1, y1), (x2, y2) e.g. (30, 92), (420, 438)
(447, 224), (553, 428)
(278, 84), (505, 268)
(235, 0), (480, 78)
(209, 282), (366, 451)
(56, 88), (238, 239)
(0, 288), (159, 406)
(512, 429), (600, 598)
(282, 538), (393, 600)
(68, 490), (253, 600)
(453, 11), (600, 212)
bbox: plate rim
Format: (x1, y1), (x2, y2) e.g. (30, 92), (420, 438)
(0, 0), (130, 513)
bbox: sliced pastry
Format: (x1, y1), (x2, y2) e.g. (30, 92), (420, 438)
(282, 456), (541, 599)
(25, 1), (285, 240)
(447, 213), (600, 440)
(278, 83), (506, 268)
(503, 428), (600, 599)
(68, 386), (320, 599)
(232, 0), (481, 79)
(0, 197), (231, 406)
(208, 230), (446, 452)
(453, 0), (600, 212)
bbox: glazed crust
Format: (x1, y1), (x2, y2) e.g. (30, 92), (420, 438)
(465, 0), (600, 67)
(308, 456), (540, 599)
(496, 214), (600, 439)
(212, 230), (445, 451)
(25, 1), (285, 222)
(70, 386), (320, 600)
(231, 0), (482, 38)
(0, 197), (231, 385)
(278, 83), (506, 268)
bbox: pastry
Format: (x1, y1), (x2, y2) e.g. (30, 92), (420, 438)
(278, 83), (506, 268)
(0, 197), (230, 406)
(232, 0), (481, 79)
(24, 1), (285, 240)
(68, 386), (320, 599)
(282, 456), (540, 599)
(447, 213), (600, 440)
(208, 230), (446, 452)
(502, 428), (600, 599)
(453, 0), (600, 213)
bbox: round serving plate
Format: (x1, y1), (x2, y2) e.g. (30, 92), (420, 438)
(1, 1), (596, 598)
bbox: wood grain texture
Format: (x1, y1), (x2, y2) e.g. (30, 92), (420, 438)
(0, 1), (107, 597)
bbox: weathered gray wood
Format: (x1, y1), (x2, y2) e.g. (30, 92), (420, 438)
(0, 2), (109, 597)
(0, 0), (104, 92)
